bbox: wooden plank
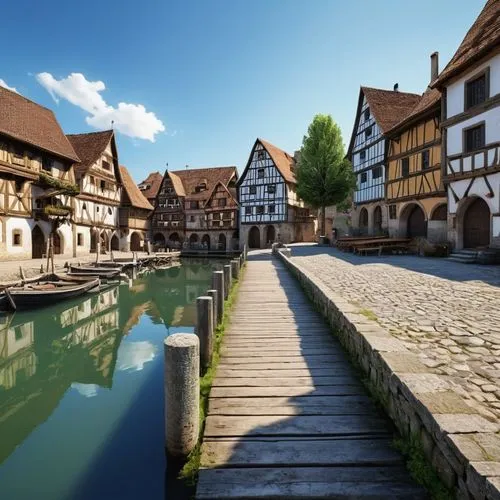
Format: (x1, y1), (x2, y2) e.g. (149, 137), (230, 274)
(209, 385), (365, 398)
(211, 376), (358, 387)
(217, 355), (345, 365)
(196, 466), (428, 499)
(204, 414), (391, 438)
(217, 360), (350, 369)
(220, 348), (343, 357)
(200, 437), (403, 467)
(216, 368), (353, 379)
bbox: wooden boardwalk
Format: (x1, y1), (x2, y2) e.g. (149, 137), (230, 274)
(196, 252), (427, 499)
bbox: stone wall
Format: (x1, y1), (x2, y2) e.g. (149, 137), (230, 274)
(276, 249), (500, 500)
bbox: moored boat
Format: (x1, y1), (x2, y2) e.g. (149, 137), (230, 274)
(67, 268), (121, 280)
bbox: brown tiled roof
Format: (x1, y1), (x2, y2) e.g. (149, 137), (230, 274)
(433, 0), (500, 87)
(119, 165), (153, 210)
(259, 138), (296, 184)
(361, 87), (421, 133)
(0, 86), (79, 162)
(172, 166), (237, 203)
(138, 171), (163, 201)
(67, 130), (114, 176)
(385, 88), (441, 135)
(168, 171), (186, 197)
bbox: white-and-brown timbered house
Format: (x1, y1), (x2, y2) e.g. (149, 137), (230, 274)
(432, 0), (500, 249)
(119, 166), (153, 251)
(347, 87), (421, 236)
(238, 138), (315, 248)
(67, 131), (123, 255)
(138, 171), (163, 207)
(0, 86), (80, 259)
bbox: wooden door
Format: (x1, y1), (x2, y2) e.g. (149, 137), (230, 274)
(359, 208), (368, 234)
(373, 206), (382, 233)
(266, 225), (276, 244)
(218, 233), (226, 250)
(53, 232), (62, 255)
(31, 226), (45, 259)
(464, 198), (490, 248)
(407, 206), (426, 238)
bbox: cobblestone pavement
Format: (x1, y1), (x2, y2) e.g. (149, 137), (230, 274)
(289, 244), (500, 421)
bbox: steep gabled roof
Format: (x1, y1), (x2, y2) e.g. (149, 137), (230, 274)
(205, 180), (239, 208)
(385, 88), (441, 136)
(119, 165), (153, 210)
(168, 171), (186, 197)
(66, 130), (115, 177)
(0, 86), (80, 162)
(432, 0), (500, 87)
(259, 138), (296, 184)
(138, 171), (163, 201)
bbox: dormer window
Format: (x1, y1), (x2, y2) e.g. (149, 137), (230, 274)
(195, 182), (207, 193)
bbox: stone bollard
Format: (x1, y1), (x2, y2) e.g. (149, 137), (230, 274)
(164, 333), (199, 460)
(196, 296), (214, 373)
(223, 264), (232, 299)
(243, 243), (248, 261)
(231, 259), (240, 280)
(206, 289), (217, 331)
(211, 271), (224, 324)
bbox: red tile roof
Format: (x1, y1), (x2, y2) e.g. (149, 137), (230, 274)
(167, 171), (186, 197)
(259, 138), (296, 184)
(0, 86), (79, 162)
(67, 130), (115, 177)
(138, 171), (163, 201)
(433, 0), (500, 87)
(120, 165), (153, 210)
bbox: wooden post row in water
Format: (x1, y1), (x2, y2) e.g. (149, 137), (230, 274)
(211, 271), (224, 324)
(231, 259), (240, 280)
(206, 289), (218, 330)
(196, 296), (213, 373)
(223, 265), (231, 300)
(164, 333), (199, 460)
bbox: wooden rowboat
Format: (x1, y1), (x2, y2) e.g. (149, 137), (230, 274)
(69, 265), (122, 278)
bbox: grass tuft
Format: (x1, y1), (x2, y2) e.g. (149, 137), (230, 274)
(359, 308), (378, 321)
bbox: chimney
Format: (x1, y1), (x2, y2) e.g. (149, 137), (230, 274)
(430, 51), (439, 83)
(393, 83), (399, 92)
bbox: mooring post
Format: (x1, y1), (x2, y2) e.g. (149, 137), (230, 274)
(212, 271), (224, 324)
(164, 333), (199, 461)
(231, 259), (240, 280)
(206, 289), (218, 331)
(223, 264), (232, 299)
(196, 296), (214, 373)
(243, 243), (248, 261)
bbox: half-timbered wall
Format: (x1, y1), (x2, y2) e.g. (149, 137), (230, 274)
(152, 175), (184, 239)
(205, 184), (238, 231)
(239, 142), (288, 224)
(352, 96), (385, 204)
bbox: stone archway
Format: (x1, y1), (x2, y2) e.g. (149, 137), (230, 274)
(32, 225), (45, 259)
(130, 232), (142, 251)
(111, 234), (120, 251)
(373, 206), (382, 234)
(431, 204), (447, 222)
(464, 197), (490, 248)
(202, 234), (211, 249)
(218, 233), (227, 250)
(359, 208), (368, 235)
(248, 226), (260, 249)
(266, 225), (276, 245)
(154, 233), (166, 246)
(402, 204), (426, 238)
(189, 233), (199, 247)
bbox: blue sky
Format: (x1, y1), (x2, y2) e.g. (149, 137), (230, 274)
(1, 0), (485, 182)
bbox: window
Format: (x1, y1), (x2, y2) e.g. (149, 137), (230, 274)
(102, 160), (111, 171)
(365, 126), (372, 139)
(465, 71), (488, 110)
(89, 176), (95, 185)
(257, 168), (265, 178)
(389, 205), (397, 220)
(364, 108), (370, 121)
(96, 206), (100, 213)
(267, 184), (276, 194)
(464, 123), (485, 153)
(360, 172), (367, 183)
(15, 179), (24, 193)
(190, 215), (195, 222)
(421, 150), (430, 170)
(190, 201), (199, 209)
(372, 166), (382, 179)
(100, 180), (106, 190)
(12, 230), (22, 246)
(108, 207), (112, 215)
(269, 204), (275, 213)
(401, 157), (410, 177)
(256, 205), (264, 215)
(42, 156), (53, 172)
(257, 150), (265, 160)
(218, 198), (227, 207)
(359, 150), (366, 161)
(245, 206), (252, 215)
(77, 233), (84, 246)
(249, 186), (257, 195)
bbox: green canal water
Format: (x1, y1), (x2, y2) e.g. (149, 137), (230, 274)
(0, 260), (219, 500)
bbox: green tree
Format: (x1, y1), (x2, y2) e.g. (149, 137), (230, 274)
(297, 114), (355, 237)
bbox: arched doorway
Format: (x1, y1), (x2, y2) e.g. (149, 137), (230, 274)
(218, 233), (226, 250)
(407, 205), (426, 238)
(111, 234), (119, 251)
(100, 232), (109, 254)
(266, 225), (276, 245)
(202, 234), (210, 249)
(189, 234), (199, 247)
(248, 226), (260, 249)
(373, 206), (382, 234)
(464, 198), (490, 248)
(431, 204), (447, 222)
(53, 232), (62, 255)
(32, 226), (45, 259)
(154, 233), (166, 246)
(130, 232), (142, 251)
(359, 208), (368, 235)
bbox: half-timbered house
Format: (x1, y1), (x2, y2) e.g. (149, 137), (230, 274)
(432, 0), (500, 249)
(119, 166), (153, 251)
(238, 138), (315, 248)
(0, 86), (80, 259)
(138, 171), (163, 207)
(67, 130), (123, 255)
(385, 55), (447, 242)
(347, 87), (421, 236)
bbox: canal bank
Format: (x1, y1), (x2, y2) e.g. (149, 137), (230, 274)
(0, 258), (228, 500)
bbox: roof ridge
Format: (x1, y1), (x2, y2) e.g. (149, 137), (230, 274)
(66, 129), (113, 138)
(361, 85), (421, 97)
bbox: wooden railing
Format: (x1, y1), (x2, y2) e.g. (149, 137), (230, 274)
(446, 141), (500, 178)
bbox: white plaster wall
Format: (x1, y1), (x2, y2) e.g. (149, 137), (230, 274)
(75, 198), (119, 228)
(6, 218), (31, 255)
(448, 172), (500, 214)
(74, 225), (92, 254)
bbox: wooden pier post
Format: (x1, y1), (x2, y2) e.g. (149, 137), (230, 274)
(223, 264), (232, 299)
(211, 271), (224, 324)
(164, 333), (199, 460)
(206, 289), (218, 331)
(231, 259), (240, 280)
(196, 296), (214, 373)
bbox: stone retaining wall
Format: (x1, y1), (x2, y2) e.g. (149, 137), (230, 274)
(276, 249), (500, 500)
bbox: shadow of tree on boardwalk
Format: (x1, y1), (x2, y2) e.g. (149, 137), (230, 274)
(196, 251), (429, 499)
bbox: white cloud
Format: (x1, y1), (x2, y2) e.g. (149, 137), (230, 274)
(36, 72), (165, 142)
(116, 341), (157, 372)
(0, 79), (18, 93)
